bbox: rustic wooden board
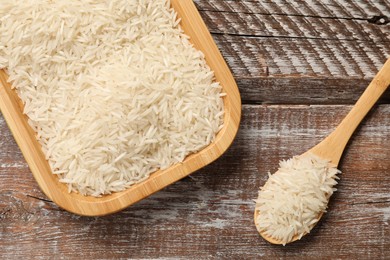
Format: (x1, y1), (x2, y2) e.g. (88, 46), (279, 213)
(193, 0), (390, 104)
(212, 35), (390, 78)
(1, 0), (390, 258)
(195, 0), (390, 20)
(202, 11), (389, 42)
(1, 105), (390, 258)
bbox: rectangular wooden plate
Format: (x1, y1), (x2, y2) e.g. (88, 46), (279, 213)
(0, 0), (241, 216)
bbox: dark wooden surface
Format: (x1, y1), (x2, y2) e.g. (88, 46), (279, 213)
(1, 1), (390, 259)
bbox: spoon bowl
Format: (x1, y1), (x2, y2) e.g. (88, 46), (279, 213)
(255, 58), (390, 245)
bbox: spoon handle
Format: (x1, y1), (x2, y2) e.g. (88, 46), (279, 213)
(310, 58), (390, 165)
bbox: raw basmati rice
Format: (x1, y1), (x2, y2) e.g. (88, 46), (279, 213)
(0, 0), (224, 196)
(255, 153), (340, 245)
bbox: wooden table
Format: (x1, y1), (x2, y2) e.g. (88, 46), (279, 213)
(1, 1), (389, 259)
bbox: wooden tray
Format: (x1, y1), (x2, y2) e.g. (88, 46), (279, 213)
(0, 0), (241, 216)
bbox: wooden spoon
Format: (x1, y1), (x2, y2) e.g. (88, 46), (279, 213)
(254, 57), (390, 245)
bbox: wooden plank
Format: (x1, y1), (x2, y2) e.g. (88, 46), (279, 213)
(201, 11), (390, 42)
(195, 0), (390, 20)
(211, 34), (390, 104)
(193, 1), (390, 104)
(237, 77), (375, 105)
(1, 104), (389, 258)
(212, 35), (389, 79)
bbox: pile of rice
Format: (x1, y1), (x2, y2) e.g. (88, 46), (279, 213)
(255, 153), (340, 245)
(0, 0), (224, 196)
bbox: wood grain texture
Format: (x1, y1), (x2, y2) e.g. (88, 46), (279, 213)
(195, 0), (390, 20)
(1, 0), (390, 258)
(193, 0), (390, 104)
(1, 105), (390, 258)
(214, 34), (390, 104)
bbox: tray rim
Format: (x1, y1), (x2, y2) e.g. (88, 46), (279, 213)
(0, 0), (241, 216)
